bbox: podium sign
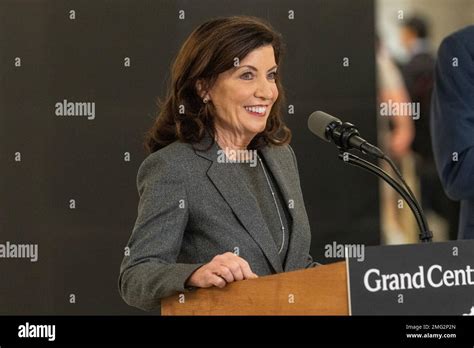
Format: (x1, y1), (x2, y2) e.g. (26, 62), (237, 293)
(348, 240), (474, 315)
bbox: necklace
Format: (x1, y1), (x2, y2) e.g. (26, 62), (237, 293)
(257, 154), (286, 254)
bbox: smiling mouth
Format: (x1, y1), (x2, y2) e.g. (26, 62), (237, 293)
(244, 105), (268, 116)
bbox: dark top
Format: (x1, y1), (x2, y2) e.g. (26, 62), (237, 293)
(401, 51), (435, 160)
(235, 152), (291, 264)
(431, 25), (474, 239)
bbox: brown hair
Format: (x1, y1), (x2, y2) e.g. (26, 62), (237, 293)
(144, 15), (291, 154)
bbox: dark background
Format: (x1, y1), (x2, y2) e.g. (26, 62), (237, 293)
(0, 0), (378, 314)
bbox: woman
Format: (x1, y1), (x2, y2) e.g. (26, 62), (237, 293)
(118, 16), (318, 312)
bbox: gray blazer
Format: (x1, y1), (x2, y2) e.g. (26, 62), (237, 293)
(118, 135), (317, 312)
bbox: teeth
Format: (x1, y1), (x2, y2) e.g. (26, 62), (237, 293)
(245, 106), (267, 114)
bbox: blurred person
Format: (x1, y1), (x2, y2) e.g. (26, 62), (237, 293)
(400, 16), (459, 240)
(376, 36), (418, 244)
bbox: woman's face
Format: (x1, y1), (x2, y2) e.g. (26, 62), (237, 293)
(207, 45), (279, 140)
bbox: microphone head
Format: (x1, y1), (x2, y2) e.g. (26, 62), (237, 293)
(308, 111), (341, 142)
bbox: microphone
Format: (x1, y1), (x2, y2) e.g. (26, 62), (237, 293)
(308, 111), (384, 159)
(308, 110), (433, 242)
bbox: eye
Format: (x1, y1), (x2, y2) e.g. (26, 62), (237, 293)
(268, 71), (278, 80)
(240, 72), (253, 80)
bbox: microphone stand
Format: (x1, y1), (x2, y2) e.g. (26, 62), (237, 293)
(338, 151), (433, 243)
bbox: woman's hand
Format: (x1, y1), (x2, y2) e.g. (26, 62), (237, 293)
(185, 252), (258, 288)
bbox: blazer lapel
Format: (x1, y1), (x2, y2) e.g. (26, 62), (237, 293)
(259, 145), (300, 271)
(193, 137), (284, 274)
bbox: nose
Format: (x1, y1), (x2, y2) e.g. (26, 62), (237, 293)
(254, 77), (275, 101)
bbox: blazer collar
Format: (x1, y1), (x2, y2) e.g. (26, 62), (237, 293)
(193, 134), (296, 273)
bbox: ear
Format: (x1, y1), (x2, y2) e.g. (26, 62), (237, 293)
(195, 80), (207, 99)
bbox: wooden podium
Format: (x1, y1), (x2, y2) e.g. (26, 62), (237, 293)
(161, 261), (349, 315)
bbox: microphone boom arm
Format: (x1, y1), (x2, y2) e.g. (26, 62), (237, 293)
(338, 151), (433, 243)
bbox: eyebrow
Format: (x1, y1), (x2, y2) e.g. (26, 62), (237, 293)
(237, 65), (278, 72)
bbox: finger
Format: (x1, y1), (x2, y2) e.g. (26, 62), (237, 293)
(234, 256), (258, 279)
(227, 261), (244, 281)
(222, 253), (257, 279)
(215, 265), (235, 283)
(208, 274), (227, 288)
